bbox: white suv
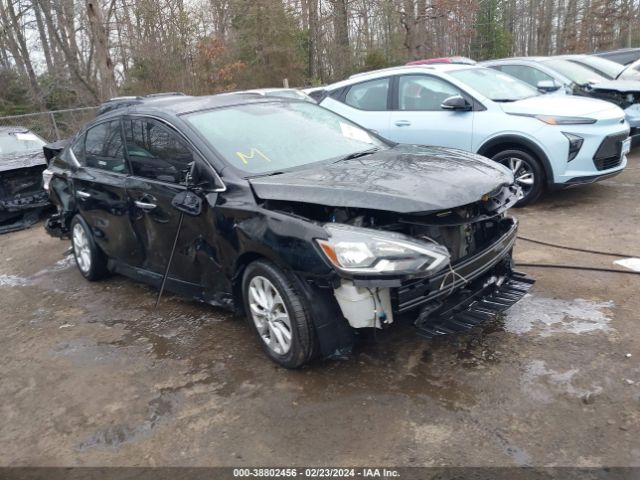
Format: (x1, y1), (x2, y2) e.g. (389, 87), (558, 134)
(318, 64), (630, 205)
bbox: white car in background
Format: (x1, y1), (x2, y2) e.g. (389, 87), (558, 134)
(317, 64), (630, 205)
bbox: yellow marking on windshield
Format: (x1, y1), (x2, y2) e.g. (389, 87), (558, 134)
(235, 148), (271, 164)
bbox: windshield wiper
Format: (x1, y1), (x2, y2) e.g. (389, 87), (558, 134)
(492, 98), (518, 103)
(248, 171), (285, 179)
(337, 147), (381, 162)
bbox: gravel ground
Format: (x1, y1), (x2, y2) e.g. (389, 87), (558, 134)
(1, 153), (639, 467)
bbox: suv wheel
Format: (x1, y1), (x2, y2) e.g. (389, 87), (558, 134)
(242, 260), (316, 368)
(71, 215), (108, 281)
(492, 149), (544, 206)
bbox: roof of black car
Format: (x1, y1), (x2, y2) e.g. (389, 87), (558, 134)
(125, 92), (288, 116)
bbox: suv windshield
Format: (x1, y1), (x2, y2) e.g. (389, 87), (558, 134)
(619, 60), (640, 81)
(569, 56), (624, 80)
(0, 131), (46, 156)
(449, 67), (538, 102)
(186, 101), (387, 175)
(541, 58), (606, 85)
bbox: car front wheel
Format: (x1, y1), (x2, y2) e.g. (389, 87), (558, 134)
(242, 260), (316, 368)
(492, 149), (544, 206)
(70, 215), (108, 281)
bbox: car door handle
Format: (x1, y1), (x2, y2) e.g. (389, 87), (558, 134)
(76, 190), (91, 199)
(395, 120), (411, 127)
(134, 200), (157, 211)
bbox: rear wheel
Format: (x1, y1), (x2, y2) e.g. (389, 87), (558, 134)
(242, 260), (316, 368)
(70, 215), (108, 281)
(492, 149), (544, 206)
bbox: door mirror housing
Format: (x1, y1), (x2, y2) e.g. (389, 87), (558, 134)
(171, 190), (203, 216)
(441, 95), (472, 111)
(537, 80), (561, 93)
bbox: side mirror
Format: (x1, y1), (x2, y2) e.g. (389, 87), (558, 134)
(441, 95), (472, 111)
(537, 80), (561, 93)
(171, 190), (203, 216)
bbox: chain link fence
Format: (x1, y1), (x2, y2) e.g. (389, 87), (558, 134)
(0, 106), (99, 142)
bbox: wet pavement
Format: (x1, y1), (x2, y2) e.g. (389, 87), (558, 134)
(1, 154), (640, 467)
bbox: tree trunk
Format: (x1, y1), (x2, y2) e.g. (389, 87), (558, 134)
(86, 0), (117, 100)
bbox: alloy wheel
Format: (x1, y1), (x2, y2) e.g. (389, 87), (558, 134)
(506, 157), (535, 198)
(72, 223), (92, 273)
(248, 275), (293, 355)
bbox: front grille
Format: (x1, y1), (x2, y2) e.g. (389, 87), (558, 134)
(593, 132), (628, 171)
(393, 218), (518, 313)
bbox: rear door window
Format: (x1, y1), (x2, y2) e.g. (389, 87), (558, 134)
(344, 78), (390, 111)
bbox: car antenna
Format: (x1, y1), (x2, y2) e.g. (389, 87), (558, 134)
(155, 162), (197, 308)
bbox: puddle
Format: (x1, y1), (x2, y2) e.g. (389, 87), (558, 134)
(521, 359), (602, 404)
(1, 253), (74, 287)
(504, 294), (613, 336)
(0, 274), (31, 286)
(78, 391), (177, 450)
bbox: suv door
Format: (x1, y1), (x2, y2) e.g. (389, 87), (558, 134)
(320, 77), (393, 139)
(389, 74), (474, 150)
(122, 116), (219, 289)
(71, 119), (141, 264)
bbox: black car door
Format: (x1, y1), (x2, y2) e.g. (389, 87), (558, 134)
(71, 119), (142, 265)
(122, 116), (221, 291)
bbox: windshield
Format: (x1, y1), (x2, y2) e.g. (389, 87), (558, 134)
(449, 67), (538, 101)
(0, 131), (46, 156)
(569, 56), (625, 80)
(541, 59), (606, 85)
(186, 101), (387, 175)
(619, 59), (640, 81)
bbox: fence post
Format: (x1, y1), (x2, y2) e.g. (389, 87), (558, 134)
(50, 112), (60, 141)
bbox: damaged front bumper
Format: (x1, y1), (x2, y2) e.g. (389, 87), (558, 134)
(334, 217), (533, 338)
(0, 191), (50, 234)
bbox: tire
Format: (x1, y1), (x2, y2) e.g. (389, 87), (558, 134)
(242, 260), (316, 368)
(70, 215), (108, 281)
(491, 149), (545, 206)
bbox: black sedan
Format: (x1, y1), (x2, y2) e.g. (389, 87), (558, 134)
(44, 94), (532, 367)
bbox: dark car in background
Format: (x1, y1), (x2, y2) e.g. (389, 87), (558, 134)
(43, 93), (532, 367)
(0, 127), (50, 233)
(594, 47), (640, 66)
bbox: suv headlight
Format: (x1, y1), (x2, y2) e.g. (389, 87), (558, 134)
(316, 223), (450, 275)
(562, 132), (584, 161)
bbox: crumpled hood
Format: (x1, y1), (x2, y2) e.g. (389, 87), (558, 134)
(500, 94), (620, 117)
(589, 80), (640, 94)
(0, 150), (47, 173)
(249, 145), (513, 213)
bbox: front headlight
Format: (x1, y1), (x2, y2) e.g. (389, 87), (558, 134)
(316, 223), (450, 275)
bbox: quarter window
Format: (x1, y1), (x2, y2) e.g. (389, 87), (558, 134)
(84, 121), (127, 173)
(123, 118), (194, 185)
(398, 75), (464, 111)
(344, 78), (390, 111)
